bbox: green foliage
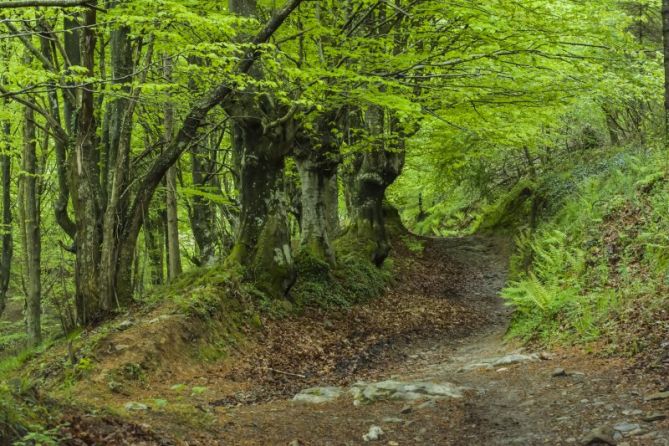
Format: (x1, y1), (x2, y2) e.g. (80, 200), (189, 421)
(402, 236), (425, 255)
(474, 180), (537, 234)
(190, 386), (208, 397)
(0, 380), (60, 445)
(119, 363), (146, 383)
(15, 428), (60, 446)
(503, 150), (669, 348)
(503, 230), (617, 342)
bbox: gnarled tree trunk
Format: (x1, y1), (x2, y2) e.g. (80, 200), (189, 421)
(295, 112), (341, 266)
(227, 118), (296, 296)
(226, 0), (298, 296)
(345, 106), (404, 266)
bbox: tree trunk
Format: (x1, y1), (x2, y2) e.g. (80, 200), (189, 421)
(345, 105), (404, 266)
(39, 25), (76, 238)
(663, 0), (669, 143)
(189, 142), (218, 266)
(63, 14), (80, 134)
(72, 7), (104, 325)
(227, 119), (296, 296)
(347, 168), (389, 266)
(294, 112), (341, 265)
(296, 159), (337, 265)
(20, 106), (41, 346)
(144, 207), (164, 285)
(225, 0), (297, 296)
(0, 122), (12, 317)
(164, 56), (182, 279)
(98, 15), (140, 311)
(166, 165), (181, 279)
(324, 173), (339, 237)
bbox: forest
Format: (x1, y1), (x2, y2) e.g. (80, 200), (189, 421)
(0, 0), (668, 445)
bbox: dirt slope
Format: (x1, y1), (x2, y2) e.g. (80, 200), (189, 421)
(58, 236), (669, 445)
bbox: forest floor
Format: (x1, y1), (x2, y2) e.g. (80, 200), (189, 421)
(58, 235), (669, 446)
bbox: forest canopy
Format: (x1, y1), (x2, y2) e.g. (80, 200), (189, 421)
(0, 0), (664, 347)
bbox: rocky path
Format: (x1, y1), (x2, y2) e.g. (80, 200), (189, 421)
(209, 236), (669, 446)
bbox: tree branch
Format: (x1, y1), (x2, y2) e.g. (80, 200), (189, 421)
(0, 0), (93, 7)
(121, 0), (304, 255)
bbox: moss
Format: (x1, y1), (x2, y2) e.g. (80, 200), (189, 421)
(289, 248), (391, 310)
(333, 229), (378, 263)
(475, 179), (537, 234)
(0, 380), (59, 445)
(226, 211), (296, 300)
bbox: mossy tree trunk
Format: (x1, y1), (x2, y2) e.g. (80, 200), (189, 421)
(226, 117), (297, 296)
(74, 7), (139, 323)
(226, 0), (299, 297)
(345, 105), (405, 266)
(99, 17), (138, 314)
(295, 112), (342, 266)
(296, 160), (338, 266)
(71, 7), (105, 324)
(144, 205), (165, 286)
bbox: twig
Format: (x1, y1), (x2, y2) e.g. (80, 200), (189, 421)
(267, 367), (306, 379)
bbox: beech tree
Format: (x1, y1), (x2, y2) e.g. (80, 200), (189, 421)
(0, 0), (660, 340)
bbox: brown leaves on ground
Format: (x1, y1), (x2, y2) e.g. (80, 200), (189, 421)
(217, 236), (506, 404)
(55, 235), (510, 444)
(58, 415), (174, 446)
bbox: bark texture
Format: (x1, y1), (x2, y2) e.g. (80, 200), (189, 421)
(226, 116), (297, 296)
(20, 106), (41, 345)
(189, 140), (219, 266)
(295, 112), (341, 266)
(345, 106), (405, 266)
(225, 0), (299, 296)
(164, 56), (182, 280)
(0, 123), (12, 318)
(72, 7), (104, 324)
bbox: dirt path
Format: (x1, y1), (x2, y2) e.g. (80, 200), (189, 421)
(64, 236), (669, 445)
(201, 236), (668, 446)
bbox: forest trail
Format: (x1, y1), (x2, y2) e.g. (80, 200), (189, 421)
(198, 236), (669, 446)
(71, 236), (669, 445)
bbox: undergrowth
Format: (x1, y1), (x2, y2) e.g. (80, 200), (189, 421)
(290, 251), (392, 310)
(0, 381), (59, 445)
(503, 150), (669, 355)
(0, 235), (396, 443)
